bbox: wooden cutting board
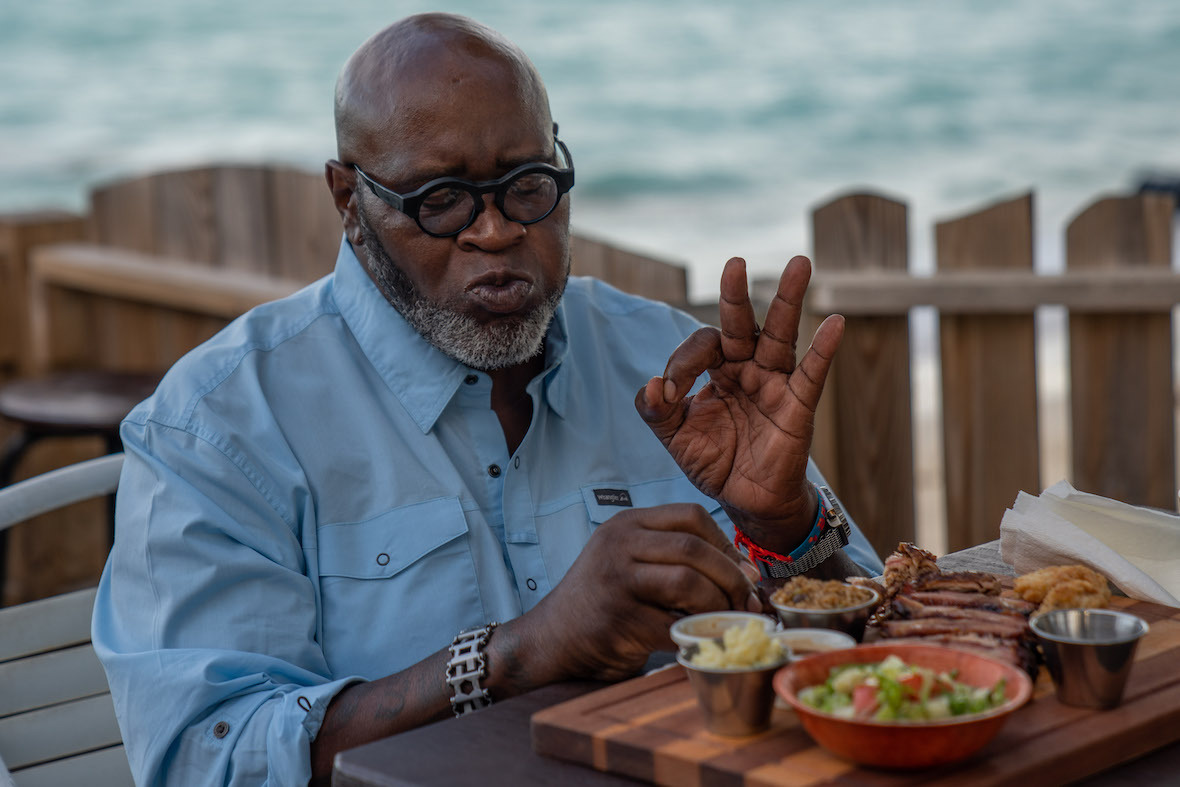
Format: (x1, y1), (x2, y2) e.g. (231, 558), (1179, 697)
(531, 596), (1180, 786)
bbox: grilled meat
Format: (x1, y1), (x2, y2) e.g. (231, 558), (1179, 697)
(868, 542), (1038, 677)
(881, 542), (941, 603)
(879, 634), (1039, 678)
(904, 590), (1037, 616)
(878, 616), (1030, 640)
(910, 571), (1003, 596)
(891, 594), (1030, 625)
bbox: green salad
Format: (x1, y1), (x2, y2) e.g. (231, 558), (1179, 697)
(798, 654), (1008, 722)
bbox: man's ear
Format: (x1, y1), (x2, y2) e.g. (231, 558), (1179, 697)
(325, 160), (365, 246)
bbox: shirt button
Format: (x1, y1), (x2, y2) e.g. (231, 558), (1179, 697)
(487, 464), (501, 478)
(514, 456), (520, 469)
(213, 721), (230, 738)
(465, 374), (478, 385)
(376, 553), (390, 566)
(526, 578), (537, 591)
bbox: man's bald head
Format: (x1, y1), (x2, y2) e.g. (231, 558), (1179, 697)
(334, 13), (551, 166)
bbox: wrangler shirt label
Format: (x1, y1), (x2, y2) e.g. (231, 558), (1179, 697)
(593, 488), (633, 507)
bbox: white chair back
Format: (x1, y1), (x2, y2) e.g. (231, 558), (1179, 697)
(0, 453), (124, 530)
(0, 454), (132, 787)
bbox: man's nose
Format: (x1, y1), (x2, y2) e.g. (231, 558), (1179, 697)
(456, 194), (526, 250)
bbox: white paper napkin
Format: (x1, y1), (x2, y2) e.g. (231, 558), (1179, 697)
(999, 480), (1180, 608)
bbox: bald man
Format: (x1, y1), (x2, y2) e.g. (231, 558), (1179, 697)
(93, 13), (882, 786)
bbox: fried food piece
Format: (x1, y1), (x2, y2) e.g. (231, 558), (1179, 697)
(1014, 564), (1106, 603)
(1037, 578), (1113, 614)
(1014, 564), (1111, 614)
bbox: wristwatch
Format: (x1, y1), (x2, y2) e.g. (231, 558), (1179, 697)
(759, 485), (851, 579)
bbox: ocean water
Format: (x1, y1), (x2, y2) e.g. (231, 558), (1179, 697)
(3, 0), (1178, 301)
(3, 1), (1178, 549)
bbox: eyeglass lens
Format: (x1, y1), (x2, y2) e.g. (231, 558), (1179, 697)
(419, 172), (560, 235)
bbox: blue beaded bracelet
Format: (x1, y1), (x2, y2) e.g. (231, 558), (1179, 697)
(733, 492), (829, 567)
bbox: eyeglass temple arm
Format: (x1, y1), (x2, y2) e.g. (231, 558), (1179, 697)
(354, 166), (405, 211)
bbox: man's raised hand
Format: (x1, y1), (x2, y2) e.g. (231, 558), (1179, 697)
(634, 256), (844, 553)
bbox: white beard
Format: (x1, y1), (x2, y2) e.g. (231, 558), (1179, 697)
(357, 207), (565, 371)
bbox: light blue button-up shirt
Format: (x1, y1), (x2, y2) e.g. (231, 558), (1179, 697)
(92, 238), (882, 785)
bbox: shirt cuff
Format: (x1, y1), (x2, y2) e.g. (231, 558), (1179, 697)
(295, 675), (367, 741)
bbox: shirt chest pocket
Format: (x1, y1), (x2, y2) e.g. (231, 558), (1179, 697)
(315, 497), (484, 677)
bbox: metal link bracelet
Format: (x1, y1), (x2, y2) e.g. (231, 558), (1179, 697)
(446, 622), (499, 716)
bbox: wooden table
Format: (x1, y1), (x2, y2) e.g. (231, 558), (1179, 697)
(332, 543), (1179, 787)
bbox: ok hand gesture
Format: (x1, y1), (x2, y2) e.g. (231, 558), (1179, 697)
(635, 255), (843, 553)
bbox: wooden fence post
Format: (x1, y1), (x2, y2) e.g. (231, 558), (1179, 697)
(1066, 193), (1176, 508)
(809, 193), (914, 557)
(267, 167), (343, 282)
(936, 193), (1040, 551)
(0, 212), (86, 376)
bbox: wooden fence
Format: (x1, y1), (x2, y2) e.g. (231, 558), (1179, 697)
(1, 169), (1176, 601)
(776, 190), (1178, 558)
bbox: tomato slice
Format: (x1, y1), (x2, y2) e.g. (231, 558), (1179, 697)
(899, 673), (924, 698)
(852, 684), (879, 718)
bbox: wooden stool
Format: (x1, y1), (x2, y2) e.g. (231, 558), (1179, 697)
(0, 370), (158, 596)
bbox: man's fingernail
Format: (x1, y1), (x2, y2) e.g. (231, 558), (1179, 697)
(663, 378), (676, 402)
(747, 592), (763, 613)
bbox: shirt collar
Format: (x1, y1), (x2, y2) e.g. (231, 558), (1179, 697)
(331, 236), (572, 431)
(541, 301), (570, 419)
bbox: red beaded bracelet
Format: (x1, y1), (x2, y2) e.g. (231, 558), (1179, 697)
(733, 494), (829, 568)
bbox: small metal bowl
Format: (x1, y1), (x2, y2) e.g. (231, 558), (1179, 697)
(669, 611), (778, 655)
(769, 585), (880, 642)
(774, 627), (857, 662)
(1031, 608), (1149, 708)
(677, 651), (789, 736)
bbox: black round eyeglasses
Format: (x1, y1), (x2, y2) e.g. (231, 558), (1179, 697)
(353, 138), (575, 238)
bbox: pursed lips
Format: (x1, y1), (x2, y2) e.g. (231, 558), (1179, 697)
(465, 269), (535, 314)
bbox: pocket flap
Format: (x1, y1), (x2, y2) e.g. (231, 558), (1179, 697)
(317, 497), (468, 578)
(580, 476), (722, 525)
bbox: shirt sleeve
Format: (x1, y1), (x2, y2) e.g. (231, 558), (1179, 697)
(804, 460), (885, 575)
(92, 417), (362, 786)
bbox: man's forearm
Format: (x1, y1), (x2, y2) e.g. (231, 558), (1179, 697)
(309, 617), (556, 785)
(309, 653), (450, 785)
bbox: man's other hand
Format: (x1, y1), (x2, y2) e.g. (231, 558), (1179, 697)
(514, 503), (763, 683)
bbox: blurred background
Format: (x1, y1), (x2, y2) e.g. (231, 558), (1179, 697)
(3, 0), (1178, 301)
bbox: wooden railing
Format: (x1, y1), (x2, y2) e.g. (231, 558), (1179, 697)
(755, 190), (1178, 559)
